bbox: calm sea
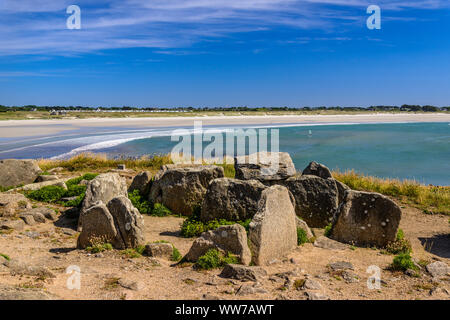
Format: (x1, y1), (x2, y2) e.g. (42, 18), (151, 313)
(0, 122), (448, 185)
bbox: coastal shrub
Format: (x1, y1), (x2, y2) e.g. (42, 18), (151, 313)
(333, 169), (449, 215)
(37, 153), (172, 172)
(128, 190), (153, 215)
(195, 249), (239, 270)
(152, 240), (182, 261)
(297, 228), (309, 245)
(66, 173), (98, 187)
(121, 246), (145, 259)
(152, 203), (172, 217)
(180, 214), (252, 238)
(384, 229), (412, 255)
(26, 186), (66, 203)
(391, 253), (418, 271)
(324, 223), (333, 237)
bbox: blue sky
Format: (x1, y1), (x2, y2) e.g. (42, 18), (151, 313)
(0, 0), (449, 108)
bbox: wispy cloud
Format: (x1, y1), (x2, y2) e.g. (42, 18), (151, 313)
(0, 0), (447, 56)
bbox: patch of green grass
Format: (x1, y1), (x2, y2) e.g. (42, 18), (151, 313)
(86, 242), (113, 254)
(195, 249), (239, 270)
(65, 173), (98, 187)
(172, 247), (182, 262)
(293, 279), (306, 290)
(333, 169), (450, 215)
(297, 228), (309, 245)
(391, 253), (418, 271)
(0, 253), (10, 261)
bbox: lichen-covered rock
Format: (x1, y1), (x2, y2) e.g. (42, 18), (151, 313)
(282, 175), (339, 228)
(77, 202), (118, 249)
(107, 196), (145, 249)
(149, 164), (224, 216)
(185, 224), (251, 265)
(200, 178), (266, 222)
(129, 171), (152, 195)
(302, 161), (332, 179)
(0, 193), (31, 217)
(330, 190), (402, 247)
(248, 185), (297, 266)
(0, 159), (41, 188)
(78, 173), (127, 229)
(235, 152), (296, 184)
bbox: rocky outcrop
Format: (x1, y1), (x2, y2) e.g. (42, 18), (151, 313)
(282, 175), (339, 228)
(149, 165), (224, 216)
(426, 261), (450, 279)
(106, 196), (145, 249)
(330, 190), (402, 247)
(235, 152), (296, 184)
(219, 264), (267, 282)
(185, 224), (251, 265)
(35, 175), (60, 183)
(19, 179), (68, 192)
(302, 161), (332, 179)
(78, 173), (128, 229)
(0, 219), (25, 231)
(248, 185), (297, 265)
(200, 178), (266, 222)
(0, 159), (41, 188)
(77, 197), (145, 250)
(0, 193), (31, 217)
(129, 171), (152, 195)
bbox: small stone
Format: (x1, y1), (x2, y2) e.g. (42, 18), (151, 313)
(426, 261), (450, 279)
(303, 279), (322, 290)
(219, 264), (267, 282)
(118, 279), (143, 291)
(23, 231), (40, 239)
(19, 214), (36, 226)
(341, 271), (359, 283)
(236, 283), (268, 296)
(305, 291), (330, 300)
(313, 236), (347, 250)
(329, 261), (354, 271)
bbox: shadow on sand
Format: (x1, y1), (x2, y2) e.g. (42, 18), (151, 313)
(419, 234), (450, 259)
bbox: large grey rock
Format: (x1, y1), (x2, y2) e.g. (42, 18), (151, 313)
(313, 236), (348, 250)
(4, 259), (55, 278)
(0, 193), (31, 217)
(426, 261), (450, 279)
(77, 202), (119, 249)
(185, 224), (251, 265)
(145, 243), (174, 259)
(235, 152), (296, 184)
(330, 190), (402, 247)
(248, 185), (297, 266)
(149, 165), (224, 216)
(302, 161), (333, 179)
(78, 173), (127, 229)
(106, 196), (145, 249)
(282, 175), (339, 228)
(0, 159), (41, 188)
(219, 264), (267, 282)
(129, 171), (152, 195)
(0, 219), (25, 231)
(335, 180), (351, 205)
(200, 178), (266, 222)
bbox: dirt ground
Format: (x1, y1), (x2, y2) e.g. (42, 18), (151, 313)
(0, 201), (449, 300)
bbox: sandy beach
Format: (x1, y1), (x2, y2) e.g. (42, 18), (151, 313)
(1, 113), (449, 138)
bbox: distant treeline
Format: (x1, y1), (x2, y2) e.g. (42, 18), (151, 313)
(0, 104), (449, 112)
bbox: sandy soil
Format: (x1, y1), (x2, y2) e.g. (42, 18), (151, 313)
(1, 113), (449, 138)
(0, 200), (448, 300)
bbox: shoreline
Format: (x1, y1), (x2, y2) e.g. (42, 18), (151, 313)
(1, 113), (449, 138)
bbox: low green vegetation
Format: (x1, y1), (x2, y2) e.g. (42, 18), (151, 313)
(152, 203), (172, 217)
(391, 253), (418, 271)
(152, 240), (182, 262)
(297, 228), (309, 245)
(180, 211), (252, 238)
(195, 249), (239, 270)
(38, 153), (172, 173)
(25, 173), (98, 207)
(128, 189), (153, 214)
(333, 169), (450, 215)
(85, 242), (113, 253)
(121, 245), (146, 258)
(383, 229), (412, 255)
(324, 223), (333, 237)
(0, 253), (10, 261)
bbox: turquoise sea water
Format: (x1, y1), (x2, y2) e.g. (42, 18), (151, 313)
(0, 122), (449, 185)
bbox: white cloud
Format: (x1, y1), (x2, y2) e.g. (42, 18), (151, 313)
(0, 0), (447, 56)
